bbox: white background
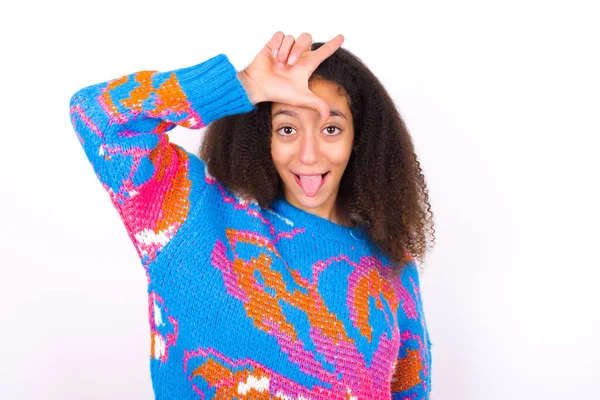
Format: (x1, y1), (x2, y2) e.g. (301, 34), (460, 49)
(1, 0), (598, 399)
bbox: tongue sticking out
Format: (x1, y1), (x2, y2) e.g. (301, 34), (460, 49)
(298, 174), (323, 197)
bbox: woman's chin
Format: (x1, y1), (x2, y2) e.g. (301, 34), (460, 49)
(281, 177), (338, 212)
(290, 188), (334, 210)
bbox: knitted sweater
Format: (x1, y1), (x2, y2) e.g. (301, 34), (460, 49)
(69, 53), (432, 399)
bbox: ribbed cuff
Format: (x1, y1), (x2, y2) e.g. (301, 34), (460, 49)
(169, 54), (256, 124)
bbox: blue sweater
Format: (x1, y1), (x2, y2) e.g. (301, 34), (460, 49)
(69, 53), (432, 399)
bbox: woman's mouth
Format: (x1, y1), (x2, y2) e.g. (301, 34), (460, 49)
(293, 172), (329, 198)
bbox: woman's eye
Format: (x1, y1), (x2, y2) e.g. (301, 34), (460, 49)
(277, 126), (296, 136)
(323, 125), (341, 135)
(276, 125), (341, 136)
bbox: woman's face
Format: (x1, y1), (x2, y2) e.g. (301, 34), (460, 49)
(271, 79), (354, 223)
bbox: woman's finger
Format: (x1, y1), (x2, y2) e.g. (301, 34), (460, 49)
(277, 35), (295, 65)
(287, 32), (312, 65)
(291, 89), (329, 121)
(307, 92), (331, 121)
(308, 34), (345, 68)
(266, 31), (285, 58)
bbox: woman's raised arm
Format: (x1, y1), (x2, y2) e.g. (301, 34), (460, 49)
(68, 32), (344, 269)
(69, 54), (255, 268)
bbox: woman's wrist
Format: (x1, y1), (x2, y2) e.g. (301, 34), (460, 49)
(236, 70), (262, 105)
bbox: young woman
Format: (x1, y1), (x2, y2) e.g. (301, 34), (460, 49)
(69, 32), (434, 399)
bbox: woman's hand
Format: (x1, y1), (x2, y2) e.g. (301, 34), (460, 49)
(237, 32), (345, 121)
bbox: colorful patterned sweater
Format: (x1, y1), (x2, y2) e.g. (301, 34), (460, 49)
(69, 53), (432, 399)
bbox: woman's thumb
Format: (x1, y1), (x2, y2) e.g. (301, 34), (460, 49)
(300, 92), (330, 121)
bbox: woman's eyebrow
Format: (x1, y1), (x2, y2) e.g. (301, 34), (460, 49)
(272, 109), (298, 118)
(272, 108), (348, 120)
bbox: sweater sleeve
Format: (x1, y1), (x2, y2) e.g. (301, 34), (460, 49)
(69, 54), (255, 268)
(391, 259), (433, 399)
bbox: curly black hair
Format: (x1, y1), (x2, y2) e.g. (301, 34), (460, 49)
(199, 42), (435, 270)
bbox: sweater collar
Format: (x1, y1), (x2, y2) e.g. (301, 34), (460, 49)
(269, 197), (368, 244)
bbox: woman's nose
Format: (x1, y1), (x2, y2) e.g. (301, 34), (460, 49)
(298, 132), (319, 165)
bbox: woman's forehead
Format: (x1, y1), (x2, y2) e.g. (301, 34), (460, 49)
(271, 81), (352, 120)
